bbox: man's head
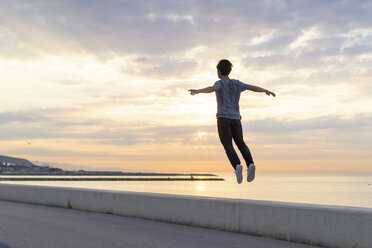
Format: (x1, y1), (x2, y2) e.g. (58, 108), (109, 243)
(217, 59), (233, 78)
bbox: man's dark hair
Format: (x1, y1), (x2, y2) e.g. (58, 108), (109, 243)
(217, 59), (233, 76)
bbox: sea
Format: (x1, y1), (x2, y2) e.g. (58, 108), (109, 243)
(2, 172), (372, 209)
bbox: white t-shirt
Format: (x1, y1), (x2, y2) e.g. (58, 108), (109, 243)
(213, 79), (251, 120)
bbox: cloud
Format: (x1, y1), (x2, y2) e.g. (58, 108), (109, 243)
(1, 0), (371, 59)
(1, 109), (371, 146)
(0, 0), (199, 59)
(0, 111), (45, 124)
(243, 114), (372, 133)
(1, 108), (372, 162)
(1, 0), (371, 86)
(122, 56), (198, 79)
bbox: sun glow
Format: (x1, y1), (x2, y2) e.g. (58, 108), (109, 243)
(197, 132), (207, 138)
(194, 181), (207, 191)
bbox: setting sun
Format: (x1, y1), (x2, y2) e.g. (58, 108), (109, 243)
(197, 132), (207, 138)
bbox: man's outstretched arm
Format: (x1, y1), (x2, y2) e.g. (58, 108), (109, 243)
(188, 86), (217, 95)
(248, 85), (276, 97)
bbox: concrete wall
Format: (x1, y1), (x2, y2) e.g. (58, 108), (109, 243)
(0, 183), (371, 248)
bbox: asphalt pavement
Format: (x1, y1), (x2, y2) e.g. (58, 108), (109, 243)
(0, 200), (323, 248)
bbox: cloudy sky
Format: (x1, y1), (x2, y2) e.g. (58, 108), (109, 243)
(0, 0), (371, 172)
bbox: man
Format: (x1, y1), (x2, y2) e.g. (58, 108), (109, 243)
(188, 59), (275, 184)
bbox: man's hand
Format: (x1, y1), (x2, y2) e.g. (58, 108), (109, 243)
(188, 89), (199, 95)
(265, 90), (276, 97)
(189, 86), (217, 95)
(248, 85), (275, 97)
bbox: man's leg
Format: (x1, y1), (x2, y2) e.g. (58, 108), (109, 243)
(231, 120), (254, 167)
(217, 118), (241, 170)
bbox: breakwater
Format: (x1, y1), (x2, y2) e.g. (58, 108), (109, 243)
(0, 177), (223, 181)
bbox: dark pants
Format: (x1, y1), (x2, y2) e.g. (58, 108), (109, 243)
(217, 117), (254, 170)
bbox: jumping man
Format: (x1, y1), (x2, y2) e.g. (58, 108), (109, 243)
(188, 59), (275, 184)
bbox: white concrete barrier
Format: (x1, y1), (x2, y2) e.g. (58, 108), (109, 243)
(0, 183), (371, 248)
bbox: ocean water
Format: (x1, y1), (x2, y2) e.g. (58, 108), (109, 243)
(2, 172), (372, 209)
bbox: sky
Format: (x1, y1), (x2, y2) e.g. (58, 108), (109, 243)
(0, 0), (371, 172)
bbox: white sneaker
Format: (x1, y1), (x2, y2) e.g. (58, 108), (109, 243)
(247, 163), (256, 182)
(235, 164), (243, 184)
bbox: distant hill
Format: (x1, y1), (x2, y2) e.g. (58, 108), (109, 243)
(0, 155), (34, 166)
